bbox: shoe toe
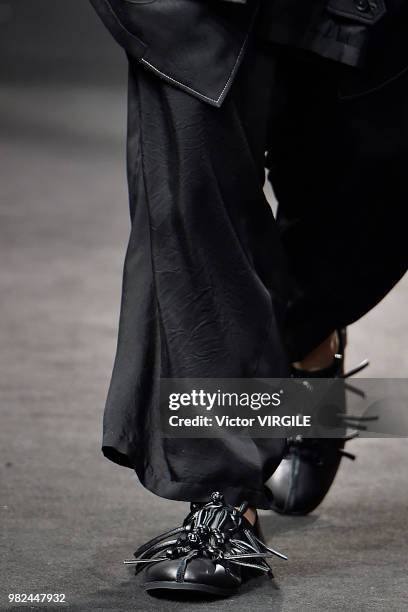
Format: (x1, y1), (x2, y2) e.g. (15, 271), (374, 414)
(143, 557), (241, 595)
(268, 449), (342, 515)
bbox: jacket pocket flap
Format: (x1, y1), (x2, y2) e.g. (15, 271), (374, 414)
(327, 0), (386, 25)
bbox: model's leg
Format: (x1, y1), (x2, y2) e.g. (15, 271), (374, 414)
(104, 40), (294, 595)
(103, 40), (291, 515)
(266, 45), (408, 515)
(268, 52), (408, 361)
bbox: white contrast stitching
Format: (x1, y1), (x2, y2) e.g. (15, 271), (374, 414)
(140, 30), (249, 105)
(101, 0), (253, 105)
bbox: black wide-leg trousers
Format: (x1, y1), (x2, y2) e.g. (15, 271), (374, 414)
(102, 38), (408, 508)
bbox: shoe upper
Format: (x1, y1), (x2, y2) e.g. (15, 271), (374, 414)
(126, 491), (287, 591)
(267, 328), (369, 515)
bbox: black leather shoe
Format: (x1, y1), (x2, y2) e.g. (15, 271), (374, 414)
(267, 330), (369, 516)
(124, 491), (287, 597)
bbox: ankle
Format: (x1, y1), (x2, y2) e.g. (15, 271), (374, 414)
(293, 330), (340, 372)
(242, 506), (257, 525)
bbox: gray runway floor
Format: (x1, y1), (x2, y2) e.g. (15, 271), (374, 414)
(1, 76), (408, 611)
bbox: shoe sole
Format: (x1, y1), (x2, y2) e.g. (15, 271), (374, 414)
(143, 581), (237, 597)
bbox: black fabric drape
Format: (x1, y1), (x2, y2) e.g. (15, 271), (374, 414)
(102, 41), (289, 509)
(102, 33), (408, 507)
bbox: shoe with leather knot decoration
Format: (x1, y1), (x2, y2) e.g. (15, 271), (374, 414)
(267, 329), (370, 516)
(124, 491), (287, 597)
